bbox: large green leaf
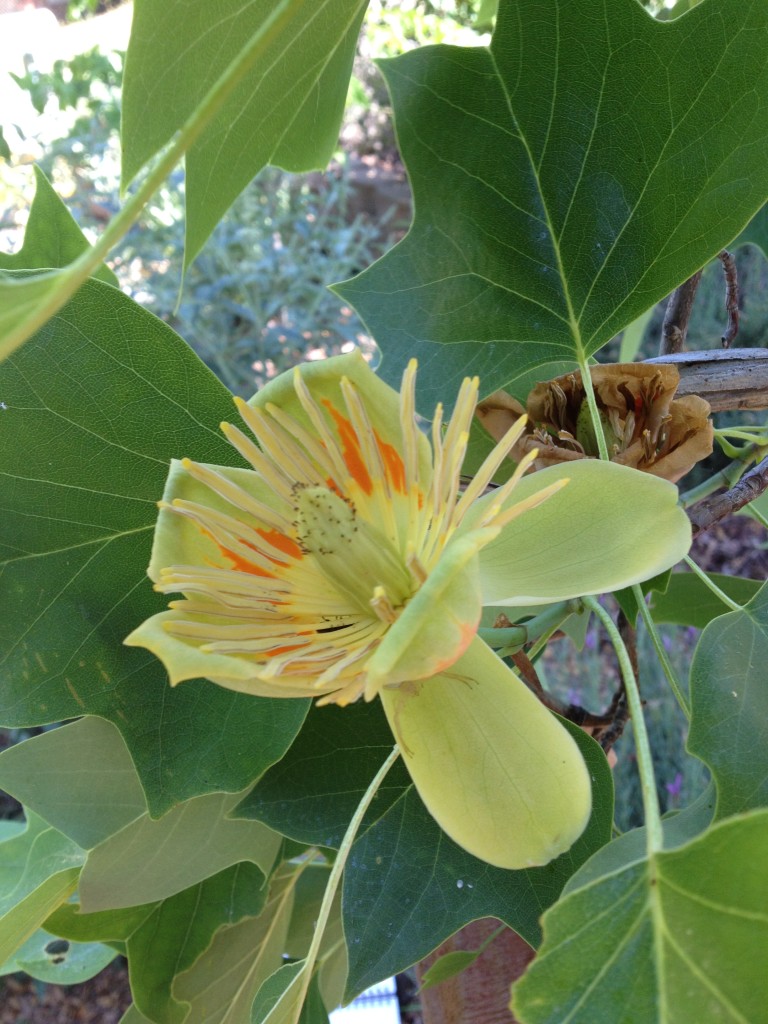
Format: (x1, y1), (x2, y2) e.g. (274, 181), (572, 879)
(48, 862), (268, 1024)
(238, 699), (411, 848)
(688, 582), (768, 819)
(0, 812), (84, 964)
(122, 0), (368, 266)
(0, 279), (309, 814)
(341, 721), (613, 998)
(0, 168), (117, 364)
(338, 0), (768, 404)
(512, 810), (768, 1024)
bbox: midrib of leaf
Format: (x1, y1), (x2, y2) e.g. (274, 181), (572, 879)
(0, 525), (152, 568)
(558, 888), (649, 1023)
(487, 48), (586, 365)
(211, 0), (362, 171)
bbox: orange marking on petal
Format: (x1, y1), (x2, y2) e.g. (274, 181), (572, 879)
(322, 399), (373, 495)
(429, 618), (479, 675)
(220, 546), (276, 578)
(257, 527), (303, 561)
(375, 429), (406, 494)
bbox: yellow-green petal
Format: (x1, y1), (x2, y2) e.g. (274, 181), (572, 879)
(124, 610), (323, 697)
(365, 528), (496, 698)
(470, 460), (691, 606)
(380, 636), (592, 869)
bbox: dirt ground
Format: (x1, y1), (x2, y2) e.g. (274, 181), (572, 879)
(0, 960), (133, 1023)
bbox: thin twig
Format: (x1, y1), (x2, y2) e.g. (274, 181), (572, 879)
(591, 611), (635, 753)
(660, 270), (702, 354)
(509, 651), (613, 728)
(687, 453), (768, 535)
(718, 249), (739, 348)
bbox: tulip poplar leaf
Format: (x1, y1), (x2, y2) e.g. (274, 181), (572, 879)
(512, 810), (768, 1024)
(171, 866), (298, 1024)
(649, 572), (762, 629)
(0, 812), (84, 966)
(239, 700), (411, 849)
(688, 582), (768, 819)
(122, 0), (368, 266)
(47, 862), (268, 1024)
(0, 928), (116, 986)
(338, 0), (768, 404)
(0, 280), (309, 815)
(78, 790), (279, 911)
(0, 717), (147, 849)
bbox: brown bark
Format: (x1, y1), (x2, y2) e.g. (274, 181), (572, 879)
(416, 921), (534, 1024)
(660, 271), (702, 354)
(643, 347), (768, 411)
(688, 454), (768, 536)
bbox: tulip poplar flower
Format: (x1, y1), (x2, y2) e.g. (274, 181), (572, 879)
(126, 352), (690, 869)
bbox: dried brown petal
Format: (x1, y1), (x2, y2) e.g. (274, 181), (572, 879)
(475, 364), (712, 481)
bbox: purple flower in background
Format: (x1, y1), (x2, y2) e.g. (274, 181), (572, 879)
(666, 772), (684, 805)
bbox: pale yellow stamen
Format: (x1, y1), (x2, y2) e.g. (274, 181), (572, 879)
(371, 585), (398, 624)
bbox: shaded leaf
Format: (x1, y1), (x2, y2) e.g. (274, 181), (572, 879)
(122, 0), (368, 266)
(0, 812), (84, 965)
(0, 717), (147, 849)
(79, 790), (279, 911)
(0, 928), (116, 985)
(419, 949), (484, 992)
(48, 862), (268, 1024)
(688, 582), (768, 818)
(238, 700), (411, 848)
(250, 960), (307, 1024)
(512, 810), (768, 1024)
(172, 865), (298, 1024)
(0, 279), (309, 814)
(339, 0), (768, 405)
(342, 721), (612, 998)
(649, 572), (762, 629)
(619, 305), (655, 363)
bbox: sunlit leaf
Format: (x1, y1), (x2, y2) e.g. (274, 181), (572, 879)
(0, 167), (117, 287)
(122, 0), (368, 266)
(339, 0), (768, 404)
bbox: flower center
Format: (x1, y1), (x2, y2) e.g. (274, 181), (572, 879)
(294, 485), (415, 620)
